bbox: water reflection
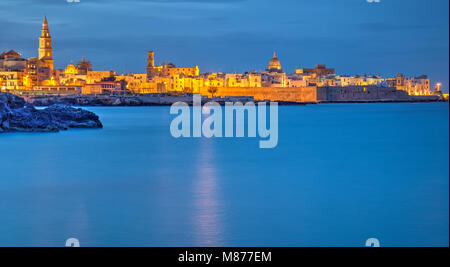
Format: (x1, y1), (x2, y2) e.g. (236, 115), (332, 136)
(193, 138), (224, 246)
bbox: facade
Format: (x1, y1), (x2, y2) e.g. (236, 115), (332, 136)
(0, 71), (24, 91)
(289, 78), (309, 88)
(86, 71), (115, 84)
(0, 50), (27, 71)
(146, 51), (199, 78)
(337, 75), (384, 87)
(33, 85), (82, 94)
(396, 74), (430, 96)
(58, 63), (86, 86)
(295, 64), (335, 77)
(82, 81), (121, 94)
(24, 58), (39, 89)
(77, 57), (92, 75)
(225, 73), (262, 88)
(64, 63), (79, 75)
(261, 72), (289, 87)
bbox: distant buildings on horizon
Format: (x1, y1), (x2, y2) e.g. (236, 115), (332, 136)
(0, 17), (445, 102)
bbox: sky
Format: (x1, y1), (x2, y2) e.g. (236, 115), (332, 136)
(0, 0), (449, 91)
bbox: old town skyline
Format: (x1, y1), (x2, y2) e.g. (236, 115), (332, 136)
(0, 0), (448, 92)
(0, 15), (446, 104)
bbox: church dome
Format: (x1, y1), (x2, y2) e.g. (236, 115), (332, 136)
(268, 52), (281, 71)
(64, 63), (79, 74)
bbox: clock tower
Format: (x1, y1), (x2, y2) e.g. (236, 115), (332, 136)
(39, 16), (54, 70)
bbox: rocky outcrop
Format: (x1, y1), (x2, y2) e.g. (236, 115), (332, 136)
(0, 93), (102, 133)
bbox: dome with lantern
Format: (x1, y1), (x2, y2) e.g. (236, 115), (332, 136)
(64, 62), (79, 75)
(267, 52), (282, 72)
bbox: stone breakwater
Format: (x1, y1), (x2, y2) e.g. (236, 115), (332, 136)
(23, 94), (306, 107)
(25, 94), (195, 106)
(0, 93), (103, 133)
(23, 94), (261, 106)
(22, 92), (444, 107)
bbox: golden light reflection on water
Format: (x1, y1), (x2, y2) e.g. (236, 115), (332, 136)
(193, 138), (225, 246)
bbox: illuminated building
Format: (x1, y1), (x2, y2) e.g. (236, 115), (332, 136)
(58, 62), (87, 86)
(295, 64), (335, 77)
(38, 17), (54, 71)
(24, 58), (40, 89)
(169, 74), (205, 93)
(395, 74), (430, 96)
(202, 73), (225, 88)
(0, 50), (27, 90)
(0, 50), (27, 71)
(320, 75), (341, 87)
(64, 63), (79, 75)
(337, 75), (384, 87)
(77, 57), (92, 75)
(0, 71), (24, 91)
(41, 76), (58, 86)
(261, 72), (289, 87)
(267, 52), (283, 73)
(86, 71), (115, 84)
(182, 76), (205, 94)
(150, 76), (171, 93)
(82, 81), (121, 94)
(146, 51), (199, 78)
(116, 73), (154, 94)
(224, 73), (262, 88)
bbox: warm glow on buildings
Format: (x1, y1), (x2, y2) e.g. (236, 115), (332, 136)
(147, 51), (199, 78)
(64, 63), (79, 75)
(0, 16), (445, 102)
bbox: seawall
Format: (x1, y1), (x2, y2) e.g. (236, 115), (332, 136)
(18, 85), (445, 106)
(199, 86), (318, 103)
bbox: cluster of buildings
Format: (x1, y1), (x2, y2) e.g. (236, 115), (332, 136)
(0, 17), (445, 102)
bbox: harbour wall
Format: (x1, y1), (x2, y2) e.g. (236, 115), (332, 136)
(199, 86), (318, 103)
(19, 85), (443, 106)
(198, 85), (441, 103)
(317, 86), (441, 102)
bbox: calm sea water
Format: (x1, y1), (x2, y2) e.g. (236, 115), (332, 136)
(0, 103), (448, 247)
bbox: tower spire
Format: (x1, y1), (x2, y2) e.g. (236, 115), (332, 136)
(41, 16), (50, 38)
(39, 16), (53, 70)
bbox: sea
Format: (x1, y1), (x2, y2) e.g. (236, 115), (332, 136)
(0, 102), (448, 247)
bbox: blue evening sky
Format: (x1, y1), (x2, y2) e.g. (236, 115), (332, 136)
(0, 0), (448, 91)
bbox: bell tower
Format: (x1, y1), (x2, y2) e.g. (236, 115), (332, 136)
(39, 16), (54, 70)
(147, 51), (155, 78)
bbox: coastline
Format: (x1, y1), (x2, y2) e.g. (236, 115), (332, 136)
(21, 94), (447, 107)
(318, 99), (448, 104)
(23, 94), (309, 107)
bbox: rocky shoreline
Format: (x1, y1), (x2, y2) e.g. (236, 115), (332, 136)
(0, 93), (103, 133)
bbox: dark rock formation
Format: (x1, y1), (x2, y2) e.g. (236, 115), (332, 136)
(0, 93), (102, 133)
